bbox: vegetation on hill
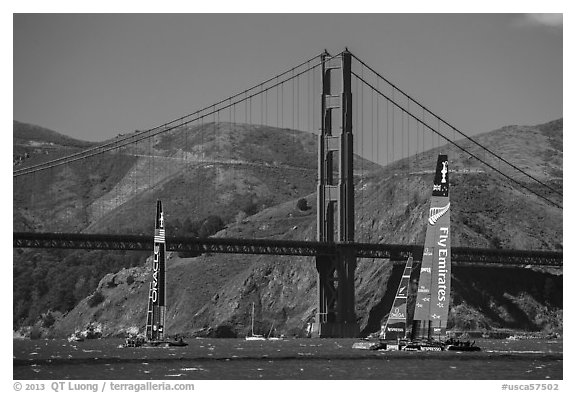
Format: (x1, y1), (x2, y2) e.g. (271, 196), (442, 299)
(13, 249), (146, 329)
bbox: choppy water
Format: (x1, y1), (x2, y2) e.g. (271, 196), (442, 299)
(13, 338), (562, 380)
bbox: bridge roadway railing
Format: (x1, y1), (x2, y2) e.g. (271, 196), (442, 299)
(13, 232), (562, 267)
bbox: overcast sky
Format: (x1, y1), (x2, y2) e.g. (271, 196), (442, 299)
(13, 13), (562, 142)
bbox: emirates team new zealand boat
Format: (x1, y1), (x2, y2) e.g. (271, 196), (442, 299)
(353, 154), (480, 352)
(406, 154), (452, 351)
(124, 200), (187, 348)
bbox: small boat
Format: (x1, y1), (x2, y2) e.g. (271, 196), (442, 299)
(84, 324), (102, 339)
(445, 339), (481, 352)
(246, 302), (266, 341)
(123, 335), (188, 348)
(123, 335), (146, 347)
(351, 341), (387, 350)
(67, 332), (85, 342)
(266, 323), (284, 341)
(145, 338), (189, 347)
(167, 338), (189, 347)
(403, 339), (445, 352)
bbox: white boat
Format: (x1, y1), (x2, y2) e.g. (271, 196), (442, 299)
(67, 332), (85, 342)
(245, 303), (266, 340)
(266, 322), (284, 340)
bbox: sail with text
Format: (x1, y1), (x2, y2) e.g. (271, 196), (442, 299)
(145, 200), (167, 341)
(380, 256), (413, 340)
(412, 154), (451, 340)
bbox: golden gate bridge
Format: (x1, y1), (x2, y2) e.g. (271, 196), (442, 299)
(13, 49), (563, 337)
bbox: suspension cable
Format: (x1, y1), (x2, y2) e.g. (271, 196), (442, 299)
(14, 52), (344, 178)
(352, 71), (561, 210)
(350, 52), (562, 198)
(14, 51), (340, 177)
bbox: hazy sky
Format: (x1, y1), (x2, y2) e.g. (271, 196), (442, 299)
(13, 13), (562, 142)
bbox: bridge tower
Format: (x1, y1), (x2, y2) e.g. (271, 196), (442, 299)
(313, 49), (359, 338)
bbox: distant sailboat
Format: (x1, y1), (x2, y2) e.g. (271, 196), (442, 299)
(266, 322), (284, 341)
(246, 303), (266, 341)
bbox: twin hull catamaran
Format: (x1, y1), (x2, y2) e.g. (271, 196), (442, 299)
(145, 200), (167, 342)
(372, 154), (465, 351)
(124, 200), (187, 348)
(411, 154), (451, 343)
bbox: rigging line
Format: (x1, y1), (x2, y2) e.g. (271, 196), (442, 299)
(407, 99), (410, 175)
(14, 62), (330, 178)
(14, 54), (335, 178)
(296, 69), (299, 132)
(261, 84), (264, 127)
(421, 105), (425, 165)
(352, 72), (562, 210)
(313, 64), (316, 133)
(298, 69), (301, 132)
(292, 69), (295, 131)
(376, 78), (379, 166)
(350, 52), (561, 197)
(371, 83), (374, 163)
(401, 99), (404, 169)
(437, 117), (441, 151)
(307, 60), (310, 133)
(392, 86), (395, 164)
(386, 97), (389, 166)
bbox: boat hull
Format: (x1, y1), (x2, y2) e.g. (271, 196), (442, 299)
(446, 344), (481, 352)
(245, 336), (266, 341)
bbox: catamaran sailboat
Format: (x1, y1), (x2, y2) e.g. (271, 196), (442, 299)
(124, 200), (187, 348)
(354, 154), (479, 351)
(406, 154), (452, 351)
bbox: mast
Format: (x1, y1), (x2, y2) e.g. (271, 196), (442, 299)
(380, 256), (413, 340)
(146, 200), (167, 341)
(251, 302), (255, 336)
(413, 155), (451, 340)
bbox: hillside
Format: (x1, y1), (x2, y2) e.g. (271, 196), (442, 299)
(14, 121), (379, 234)
(12, 121), (379, 329)
(13, 121), (96, 167)
(45, 119), (563, 338)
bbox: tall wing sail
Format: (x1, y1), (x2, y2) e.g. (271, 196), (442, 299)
(413, 155), (451, 339)
(146, 200), (167, 341)
(428, 155), (450, 337)
(380, 257), (413, 340)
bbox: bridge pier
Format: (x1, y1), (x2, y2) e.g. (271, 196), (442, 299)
(314, 49), (359, 338)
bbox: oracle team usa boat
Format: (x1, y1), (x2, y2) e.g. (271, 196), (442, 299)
(124, 200), (187, 348)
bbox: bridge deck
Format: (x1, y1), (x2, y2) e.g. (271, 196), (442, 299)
(13, 232), (562, 267)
